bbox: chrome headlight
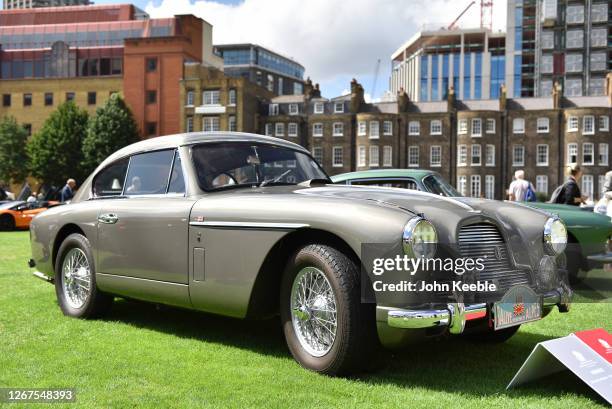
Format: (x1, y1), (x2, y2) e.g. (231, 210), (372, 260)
(543, 217), (567, 255)
(403, 216), (438, 258)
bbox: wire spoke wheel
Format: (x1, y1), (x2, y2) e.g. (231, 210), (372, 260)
(62, 248), (92, 309)
(290, 266), (338, 357)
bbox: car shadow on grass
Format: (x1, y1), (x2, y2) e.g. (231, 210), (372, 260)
(104, 298), (603, 403)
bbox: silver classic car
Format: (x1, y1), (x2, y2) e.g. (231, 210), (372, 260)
(30, 132), (571, 375)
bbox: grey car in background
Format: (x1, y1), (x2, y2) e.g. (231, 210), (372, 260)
(30, 132), (572, 375)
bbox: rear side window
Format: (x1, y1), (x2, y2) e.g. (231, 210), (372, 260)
(350, 179), (418, 190)
(124, 150), (174, 196)
(93, 158), (129, 197)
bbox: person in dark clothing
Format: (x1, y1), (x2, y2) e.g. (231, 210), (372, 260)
(59, 179), (76, 202)
(561, 164), (586, 206)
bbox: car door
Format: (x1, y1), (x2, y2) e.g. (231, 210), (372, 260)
(96, 149), (195, 285)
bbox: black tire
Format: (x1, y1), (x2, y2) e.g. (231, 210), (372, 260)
(465, 324), (520, 343)
(0, 214), (15, 231)
(280, 244), (378, 375)
(54, 233), (113, 318)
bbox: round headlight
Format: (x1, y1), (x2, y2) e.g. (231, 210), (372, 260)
(403, 217), (438, 258)
(543, 217), (567, 255)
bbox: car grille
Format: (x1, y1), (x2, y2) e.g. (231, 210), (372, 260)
(458, 223), (532, 292)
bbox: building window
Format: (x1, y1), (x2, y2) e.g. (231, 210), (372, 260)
(566, 29), (584, 49)
(471, 118), (482, 137)
(591, 3), (608, 22)
(23, 93), (32, 107)
(358, 146), (366, 167)
(599, 116), (609, 131)
(146, 57), (157, 72)
(565, 78), (583, 96)
(264, 123), (273, 136)
(383, 146), (393, 167)
(536, 175), (548, 194)
(541, 54), (553, 74)
(567, 143), (578, 164)
(44, 92), (53, 106)
(146, 90), (157, 105)
(204, 90), (220, 106)
(590, 28), (607, 48)
(369, 121), (380, 139)
(583, 116), (595, 135)
(357, 121), (366, 136)
(567, 116), (579, 132)
(203, 116), (220, 132)
(512, 118), (525, 134)
(268, 103), (279, 116)
(470, 175), (481, 198)
(583, 143), (594, 165)
(228, 89), (237, 106)
(383, 120), (393, 135)
(458, 119), (468, 135)
(186, 90), (194, 106)
(288, 123), (298, 137)
(600, 175), (607, 199)
(408, 121), (420, 135)
(65, 92), (75, 102)
(408, 146), (419, 167)
(293, 83), (303, 95)
(332, 146), (343, 167)
(485, 144), (495, 166)
(2, 94), (10, 107)
(369, 146), (379, 166)
(457, 145), (467, 166)
(312, 147), (323, 164)
(566, 4), (584, 24)
(565, 54), (583, 73)
(541, 31), (554, 49)
(312, 123), (323, 137)
(87, 92), (97, 105)
(278, 78), (283, 95)
(513, 145), (525, 166)
(314, 102), (324, 114)
(471, 144), (481, 166)
(485, 175), (495, 199)
(599, 143), (609, 166)
(288, 104), (298, 115)
(430, 120), (442, 135)
(430, 146), (441, 167)
(333, 122), (344, 137)
(457, 175), (467, 196)
(186, 116), (194, 133)
(590, 52), (607, 72)
(267, 74), (274, 92)
(146, 122), (157, 136)
(485, 117), (498, 138)
(536, 144), (549, 166)
(275, 122), (284, 137)
(334, 102), (344, 113)
(537, 117), (549, 133)
(582, 175), (593, 200)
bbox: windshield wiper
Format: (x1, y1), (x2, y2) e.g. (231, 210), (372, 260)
(259, 170), (292, 187)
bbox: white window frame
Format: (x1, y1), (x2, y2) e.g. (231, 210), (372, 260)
(513, 144), (525, 166)
(536, 144), (549, 166)
(203, 90), (220, 106)
(186, 90), (194, 106)
(582, 174), (593, 200)
(567, 116), (579, 132)
(313, 102), (324, 114)
(312, 147), (323, 164)
(485, 175), (495, 199)
(430, 119), (442, 135)
(288, 103), (299, 115)
(485, 118), (496, 134)
(536, 175), (548, 194)
(383, 120), (393, 135)
(312, 123), (323, 137)
(275, 122), (284, 137)
(334, 102), (344, 113)
(536, 117), (550, 133)
(268, 103), (279, 116)
(583, 142), (594, 165)
(485, 144), (495, 166)
(369, 121), (380, 139)
(430, 145), (441, 167)
(383, 146), (393, 167)
(457, 144), (467, 167)
(203, 116), (220, 132)
(357, 121), (366, 136)
(228, 89), (237, 106)
(228, 115), (236, 132)
(332, 146), (343, 168)
(567, 143), (578, 164)
(358, 146), (366, 167)
(369, 145), (379, 167)
(471, 118), (482, 137)
(458, 119), (468, 135)
(332, 122), (344, 137)
(583, 115), (595, 135)
(264, 123), (273, 136)
(470, 175), (481, 198)
(599, 116), (609, 131)
(288, 122), (298, 137)
(408, 121), (420, 136)
(408, 146), (419, 167)
(599, 143), (609, 166)
(513, 118), (525, 134)
(186, 116), (193, 132)
(471, 144), (481, 166)
(457, 175), (467, 196)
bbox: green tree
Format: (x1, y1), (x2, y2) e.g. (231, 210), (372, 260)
(27, 101), (89, 186)
(0, 116), (29, 184)
(82, 93), (139, 175)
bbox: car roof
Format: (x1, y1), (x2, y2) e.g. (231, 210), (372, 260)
(100, 132), (310, 170)
(331, 169), (436, 182)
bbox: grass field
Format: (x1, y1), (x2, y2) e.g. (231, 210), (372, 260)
(0, 231), (610, 408)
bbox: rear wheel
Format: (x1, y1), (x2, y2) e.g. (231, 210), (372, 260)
(55, 233), (113, 318)
(0, 214), (15, 231)
(280, 244), (377, 375)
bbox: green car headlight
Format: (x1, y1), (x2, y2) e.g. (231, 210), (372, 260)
(543, 217), (567, 255)
(403, 217), (438, 259)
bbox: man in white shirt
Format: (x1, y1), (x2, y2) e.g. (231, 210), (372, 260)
(594, 171), (612, 220)
(507, 170), (532, 201)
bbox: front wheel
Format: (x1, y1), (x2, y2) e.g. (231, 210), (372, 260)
(0, 214), (15, 231)
(55, 233), (113, 318)
(280, 244), (377, 375)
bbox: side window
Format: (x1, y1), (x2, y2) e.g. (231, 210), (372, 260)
(124, 150), (174, 196)
(93, 158), (129, 197)
(167, 151), (185, 194)
(350, 179), (418, 190)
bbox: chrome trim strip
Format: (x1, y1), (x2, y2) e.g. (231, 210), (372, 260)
(32, 271), (53, 283)
(385, 303), (487, 332)
(189, 221), (309, 229)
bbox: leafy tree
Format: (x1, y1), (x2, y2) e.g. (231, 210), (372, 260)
(82, 93), (139, 175)
(0, 116), (29, 184)
(27, 101), (89, 186)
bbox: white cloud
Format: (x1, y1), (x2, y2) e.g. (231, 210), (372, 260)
(145, 0), (507, 98)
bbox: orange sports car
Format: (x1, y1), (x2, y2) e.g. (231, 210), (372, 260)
(0, 201), (61, 231)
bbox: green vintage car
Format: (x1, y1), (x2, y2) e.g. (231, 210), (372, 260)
(332, 169), (612, 282)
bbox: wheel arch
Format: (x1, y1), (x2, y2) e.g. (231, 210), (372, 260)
(52, 223), (86, 272)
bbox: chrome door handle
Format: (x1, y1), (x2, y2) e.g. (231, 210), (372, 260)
(98, 213), (119, 224)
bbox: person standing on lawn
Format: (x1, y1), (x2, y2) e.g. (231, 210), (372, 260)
(60, 179), (76, 202)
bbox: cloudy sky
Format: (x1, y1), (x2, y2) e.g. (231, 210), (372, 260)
(107, 0), (508, 100)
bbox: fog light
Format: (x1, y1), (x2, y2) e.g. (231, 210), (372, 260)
(537, 256), (557, 291)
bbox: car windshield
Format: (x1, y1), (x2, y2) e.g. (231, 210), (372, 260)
(191, 142), (330, 191)
(422, 174), (462, 197)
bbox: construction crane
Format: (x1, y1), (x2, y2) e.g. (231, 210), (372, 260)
(371, 58), (381, 101)
(447, 1), (476, 30)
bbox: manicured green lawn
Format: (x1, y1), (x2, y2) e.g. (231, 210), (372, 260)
(0, 231), (609, 408)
